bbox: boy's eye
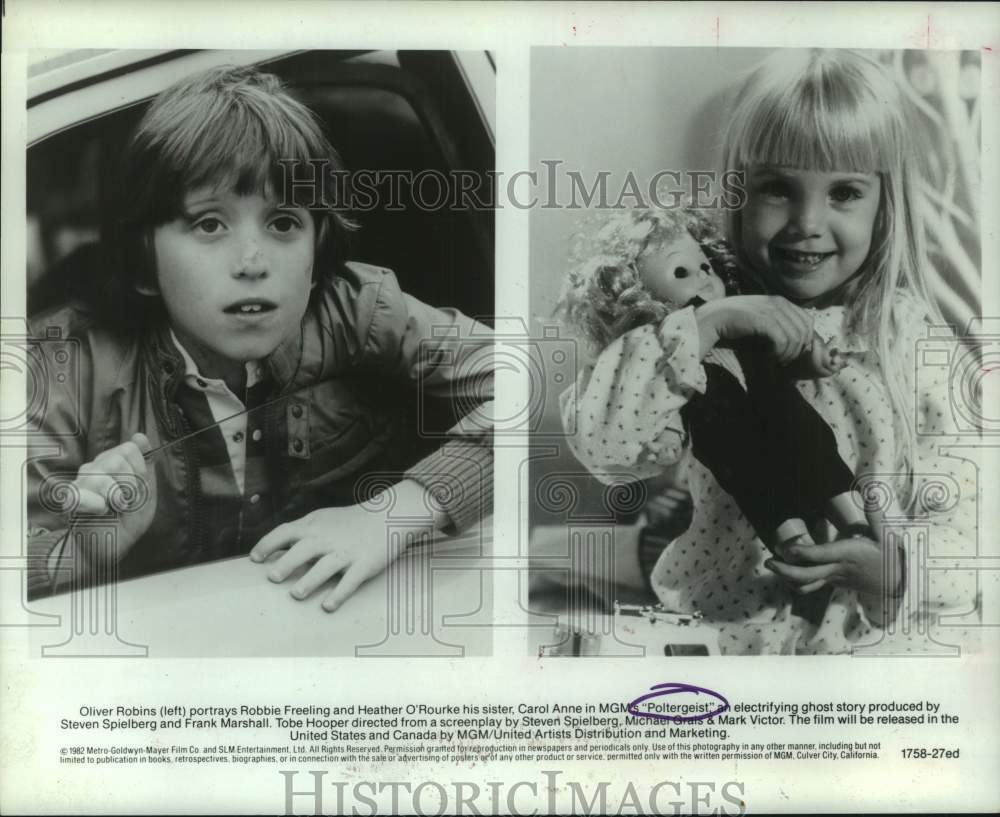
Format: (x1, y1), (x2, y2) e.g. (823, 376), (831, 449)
(673, 267), (689, 279)
(193, 217), (224, 235)
(830, 185), (863, 203)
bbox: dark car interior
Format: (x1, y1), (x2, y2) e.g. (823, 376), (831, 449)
(27, 49), (495, 325)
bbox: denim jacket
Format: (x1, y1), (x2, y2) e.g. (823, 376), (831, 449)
(26, 263), (493, 597)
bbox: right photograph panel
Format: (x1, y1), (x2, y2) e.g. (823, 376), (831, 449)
(526, 47), (984, 658)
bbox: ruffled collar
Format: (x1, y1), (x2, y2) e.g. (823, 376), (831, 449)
(807, 305), (871, 354)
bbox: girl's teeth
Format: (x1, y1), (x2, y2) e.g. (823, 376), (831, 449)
(782, 250), (827, 264)
(239, 304), (262, 313)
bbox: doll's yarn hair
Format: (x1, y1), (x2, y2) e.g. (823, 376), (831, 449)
(557, 207), (739, 355)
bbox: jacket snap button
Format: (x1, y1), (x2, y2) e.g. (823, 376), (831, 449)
(292, 438), (304, 453)
(291, 404), (304, 419)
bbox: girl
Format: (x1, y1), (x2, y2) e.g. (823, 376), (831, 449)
(562, 49), (977, 654)
(27, 65), (493, 611)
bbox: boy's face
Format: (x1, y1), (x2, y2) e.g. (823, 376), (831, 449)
(151, 189), (315, 381)
(637, 231), (725, 306)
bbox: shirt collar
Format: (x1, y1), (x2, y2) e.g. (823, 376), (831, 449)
(169, 330), (262, 394)
(808, 305), (870, 354)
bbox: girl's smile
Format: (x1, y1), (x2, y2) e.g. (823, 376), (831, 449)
(741, 166), (881, 305)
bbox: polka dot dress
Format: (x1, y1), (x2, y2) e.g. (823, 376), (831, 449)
(563, 298), (980, 655)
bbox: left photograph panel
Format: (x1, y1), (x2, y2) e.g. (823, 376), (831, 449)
(22, 49), (496, 656)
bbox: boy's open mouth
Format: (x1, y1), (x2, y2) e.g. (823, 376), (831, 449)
(773, 247), (835, 267)
(223, 299), (278, 315)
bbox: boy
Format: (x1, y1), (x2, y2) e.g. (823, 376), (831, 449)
(27, 65), (493, 612)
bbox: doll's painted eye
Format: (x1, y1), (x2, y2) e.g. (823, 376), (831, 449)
(673, 267), (689, 279)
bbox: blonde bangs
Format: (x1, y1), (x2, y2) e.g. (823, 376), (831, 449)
(726, 50), (901, 175)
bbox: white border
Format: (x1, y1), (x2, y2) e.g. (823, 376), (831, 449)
(3, 1), (999, 814)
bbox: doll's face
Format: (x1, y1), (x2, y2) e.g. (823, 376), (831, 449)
(637, 231), (725, 305)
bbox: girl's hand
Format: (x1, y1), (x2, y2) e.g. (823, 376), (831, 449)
(764, 537), (903, 599)
(72, 433), (157, 560)
(695, 295), (815, 363)
(786, 333), (849, 379)
(249, 480), (449, 612)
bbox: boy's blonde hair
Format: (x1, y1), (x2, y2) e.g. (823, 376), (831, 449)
(721, 49), (942, 505)
(558, 207), (738, 356)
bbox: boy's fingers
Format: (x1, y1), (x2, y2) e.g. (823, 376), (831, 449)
(322, 565), (368, 613)
(74, 486), (109, 515)
(291, 553), (349, 600)
(117, 441), (148, 477)
(267, 538), (328, 582)
(85, 452), (131, 476)
(73, 471), (117, 509)
(130, 433), (153, 456)
(251, 523), (299, 561)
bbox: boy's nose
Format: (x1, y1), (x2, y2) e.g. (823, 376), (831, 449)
(234, 241), (267, 279)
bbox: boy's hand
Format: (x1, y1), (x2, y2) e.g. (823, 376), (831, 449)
(249, 479), (449, 612)
(764, 536), (903, 599)
(72, 432), (157, 561)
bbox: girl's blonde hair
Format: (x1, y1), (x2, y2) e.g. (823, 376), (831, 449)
(557, 207), (738, 356)
(722, 49), (942, 506)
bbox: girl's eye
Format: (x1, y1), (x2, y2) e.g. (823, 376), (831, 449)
(270, 214), (303, 233)
(673, 267), (689, 279)
(830, 185), (863, 204)
(700, 262), (712, 273)
(758, 181), (790, 199)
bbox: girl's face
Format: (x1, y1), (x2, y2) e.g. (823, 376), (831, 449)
(637, 231), (725, 305)
(741, 166), (881, 304)
(151, 188), (315, 382)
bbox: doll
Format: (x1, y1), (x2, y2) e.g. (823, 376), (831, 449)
(557, 207), (871, 569)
